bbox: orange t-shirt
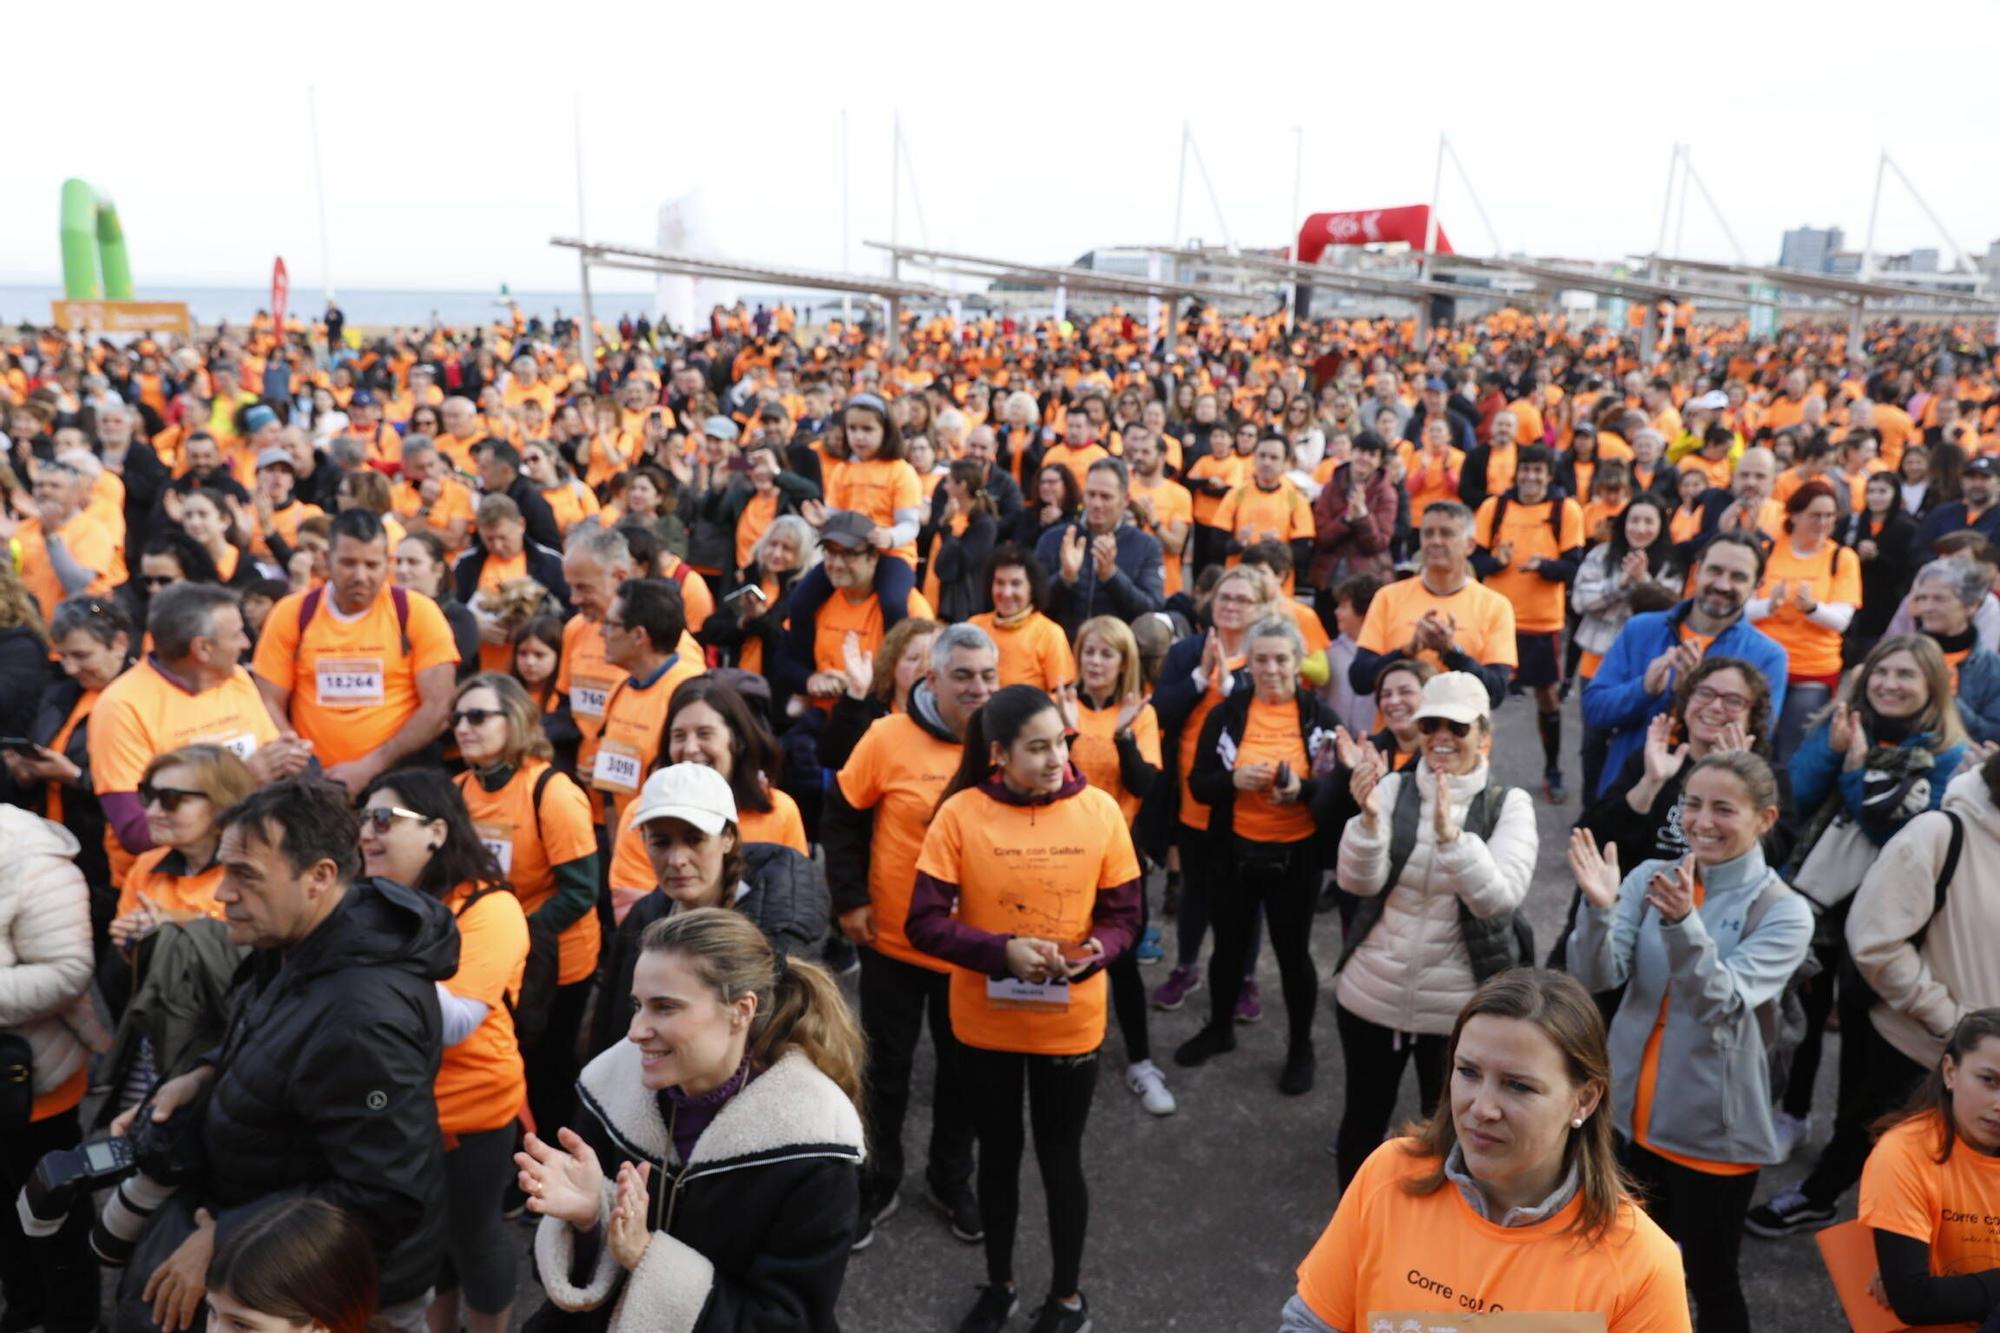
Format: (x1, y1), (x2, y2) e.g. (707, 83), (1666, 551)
(16, 511), (119, 621)
(591, 654), (703, 825)
(1070, 697), (1161, 825)
(1176, 652), (1244, 830)
(1755, 540), (1861, 680)
(1186, 452), (1249, 526)
(1475, 495), (1587, 633)
(118, 848), (225, 922)
(1213, 480), (1315, 559)
(541, 482), (601, 534)
(834, 714), (961, 971)
(1129, 474), (1194, 596)
(1680, 450), (1735, 490)
(89, 660), (280, 884)
(455, 761), (601, 986)
(1228, 696), (1317, 843)
(1859, 1111), (2000, 1304)
(1403, 444), (1466, 520)
(826, 456), (922, 564)
(1355, 576), (1520, 672)
(252, 587), (460, 769)
(1039, 441), (1110, 490)
(916, 782), (1139, 1056)
(810, 589), (936, 710)
(1295, 1138), (1690, 1333)
(435, 882), (528, 1135)
(558, 614), (626, 780)
(735, 491), (780, 570)
(391, 477), (476, 554)
(968, 611), (1075, 693)
(473, 551), (530, 674)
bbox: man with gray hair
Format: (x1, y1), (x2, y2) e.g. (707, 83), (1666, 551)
(822, 621), (999, 1250)
(1907, 556), (2000, 742)
(90, 397), (171, 548)
(559, 525), (639, 782)
(392, 436), (473, 551)
(88, 584), (313, 867)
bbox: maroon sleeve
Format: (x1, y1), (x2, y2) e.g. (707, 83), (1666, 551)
(904, 872), (1013, 977)
(1086, 875), (1144, 966)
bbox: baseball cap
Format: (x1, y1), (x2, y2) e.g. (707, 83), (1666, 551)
(703, 415), (740, 441)
(629, 763), (737, 835)
(243, 405), (279, 433)
(818, 510), (875, 551)
(348, 388), (377, 407)
(1688, 390), (1730, 411)
(255, 446), (295, 472)
(1424, 376), (1449, 392)
(1967, 457), (2000, 478)
(1413, 672), (1491, 726)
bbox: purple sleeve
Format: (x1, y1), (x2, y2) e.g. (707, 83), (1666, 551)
(904, 872), (1013, 977)
(102, 790), (155, 855)
(1087, 875), (1144, 965)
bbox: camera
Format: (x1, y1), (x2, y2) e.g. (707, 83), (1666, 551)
(16, 1090), (206, 1267)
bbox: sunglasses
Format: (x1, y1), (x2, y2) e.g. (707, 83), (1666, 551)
(140, 575), (177, 589)
(362, 805), (430, 832)
(140, 783), (205, 812)
(1417, 717), (1473, 738)
(451, 707), (504, 728)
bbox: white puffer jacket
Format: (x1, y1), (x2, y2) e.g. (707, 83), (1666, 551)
(1334, 760), (1538, 1036)
(0, 808), (98, 1096)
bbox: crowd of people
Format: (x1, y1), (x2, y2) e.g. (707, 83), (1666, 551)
(1, 296), (1999, 1333)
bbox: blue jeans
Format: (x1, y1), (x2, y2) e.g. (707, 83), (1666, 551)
(1774, 681), (1832, 767)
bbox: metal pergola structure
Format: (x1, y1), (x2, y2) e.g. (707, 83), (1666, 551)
(1156, 246), (1474, 308)
(551, 236), (952, 356)
(864, 239), (1275, 325)
(1636, 253), (2000, 348)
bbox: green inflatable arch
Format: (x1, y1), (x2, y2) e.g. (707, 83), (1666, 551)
(60, 179), (134, 300)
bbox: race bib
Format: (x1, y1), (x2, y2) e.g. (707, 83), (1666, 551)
(203, 731), (259, 761)
(571, 677), (612, 719)
(592, 740), (643, 794)
(315, 657), (385, 706)
(474, 822), (514, 875)
(986, 975), (1071, 1011)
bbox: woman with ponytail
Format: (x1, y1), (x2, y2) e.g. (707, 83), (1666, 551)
(905, 684), (1143, 1333)
(519, 906), (865, 1332)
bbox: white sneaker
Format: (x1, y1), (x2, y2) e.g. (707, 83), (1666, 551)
(1771, 1110), (1812, 1160)
(1125, 1060), (1177, 1116)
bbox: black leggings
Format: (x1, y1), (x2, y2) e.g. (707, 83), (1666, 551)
(1206, 836), (1319, 1050)
(1332, 1002), (1448, 1189)
(0, 1108), (96, 1333)
(959, 1044), (1099, 1299)
(1622, 1140), (1759, 1333)
(435, 1125), (518, 1314)
(1799, 996), (1926, 1209)
(1106, 866), (1152, 1063)
(525, 976), (594, 1139)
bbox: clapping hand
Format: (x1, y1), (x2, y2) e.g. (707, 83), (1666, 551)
(1567, 828), (1622, 910)
(840, 632), (874, 699)
(1432, 766), (1460, 844)
(1059, 525), (1087, 583)
(1091, 533), (1118, 580)
(608, 1161), (653, 1272)
(1641, 712), (1689, 787)
(1114, 692), (1145, 732)
(1645, 856), (1697, 923)
(514, 1128), (607, 1232)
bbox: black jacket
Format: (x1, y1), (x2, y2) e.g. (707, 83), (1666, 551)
(925, 464), (1023, 527)
(195, 877), (457, 1305)
(588, 844), (831, 1058)
(26, 668), (121, 894)
(1187, 684), (1342, 863)
(1842, 507), (1921, 643)
(498, 474), (564, 552)
(924, 511), (999, 624)
(533, 1046), (863, 1332)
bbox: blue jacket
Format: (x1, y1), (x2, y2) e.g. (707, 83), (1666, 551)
(1582, 601), (1791, 799)
(1789, 721), (1964, 839)
(1033, 520), (1164, 637)
(1956, 647), (2000, 744)
(1914, 499), (2000, 555)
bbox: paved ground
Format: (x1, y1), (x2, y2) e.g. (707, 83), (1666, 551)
(39, 690), (1852, 1332)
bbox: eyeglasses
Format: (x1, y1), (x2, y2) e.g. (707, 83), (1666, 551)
(1418, 717), (1473, 738)
(362, 805), (430, 832)
(1690, 686), (1751, 713)
(451, 707), (504, 728)
(139, 784), (205, 812)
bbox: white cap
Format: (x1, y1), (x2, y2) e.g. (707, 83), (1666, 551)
(1688, 390), (1730, 411)
(629, 763), (737, 835)
(1413, 671), (1490, 726)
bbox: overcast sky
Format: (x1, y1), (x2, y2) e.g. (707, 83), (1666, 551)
(8, 0), (1994, 296)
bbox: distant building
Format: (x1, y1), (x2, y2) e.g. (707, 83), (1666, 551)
(1780, 225), (1843, 273)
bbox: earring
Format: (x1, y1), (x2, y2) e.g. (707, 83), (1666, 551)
(1571, 1117), (1584, 1128)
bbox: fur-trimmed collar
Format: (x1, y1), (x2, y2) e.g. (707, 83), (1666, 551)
(577, 1044), (865, 1174)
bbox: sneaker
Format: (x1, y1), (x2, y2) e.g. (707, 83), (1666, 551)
(957, 1283), (1020, 1333)
(1124, 1059), (1178, 1116)
(1234, 978), (1264, 1024)
(1743, 1186), (1836, 1238)
(1151, 964), (1202, 1011)
(1026, 1293), (1092, 1333)
(925, 1178), (984, 1243)
(1771, 1110), (1812, 1161)
(1173, 1023), (1237, 1068)
(1279, 1045), (1316, 1096)
(824, 933), (861, 977)
(1134, 924), (1164, 965)
(1542, 772), (1567, 804)
(849, 1184), (899, 1252)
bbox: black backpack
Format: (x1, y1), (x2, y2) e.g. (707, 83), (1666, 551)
(1337, 773), (1534, 982)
